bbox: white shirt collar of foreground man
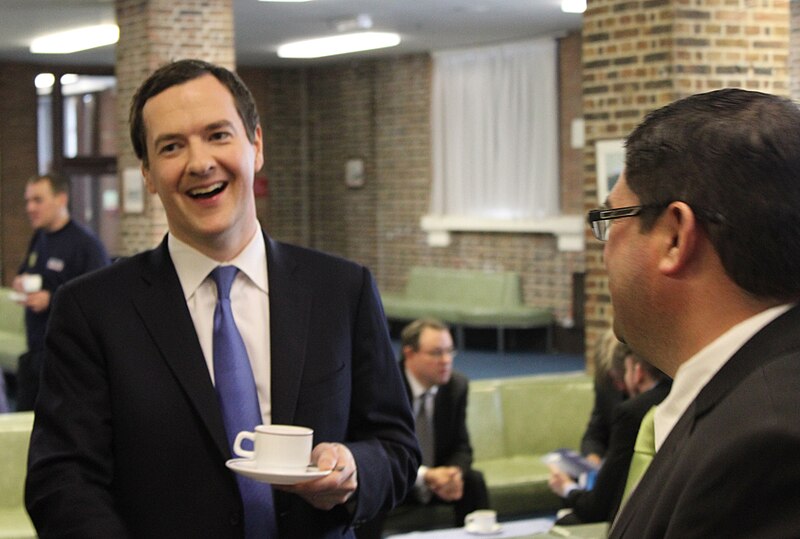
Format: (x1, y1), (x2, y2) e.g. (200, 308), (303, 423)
(654, 302), (794, 451)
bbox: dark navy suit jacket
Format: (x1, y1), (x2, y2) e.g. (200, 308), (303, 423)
(26, 235), (419, 538)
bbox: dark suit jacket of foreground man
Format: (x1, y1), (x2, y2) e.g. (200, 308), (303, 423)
(25, 235), (419, 538)
(609, 305), (800, 538)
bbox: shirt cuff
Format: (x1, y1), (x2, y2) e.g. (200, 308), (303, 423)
(415, 465), (429, 489)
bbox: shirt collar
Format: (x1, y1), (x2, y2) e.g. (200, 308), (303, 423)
(168, 231), (268, 300)
(654, 302), (794, 450)
(404, 366), (439, 400)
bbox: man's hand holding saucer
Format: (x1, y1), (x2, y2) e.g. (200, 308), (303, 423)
(277, 442), (358, 510)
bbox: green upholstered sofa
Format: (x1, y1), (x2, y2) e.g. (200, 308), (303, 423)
(468, 373), (594, 517)
(380, 267), (554, 352)
(382, 372), (594, 534)
(0, 288), (26, 375)
(0, 412), (36, 538)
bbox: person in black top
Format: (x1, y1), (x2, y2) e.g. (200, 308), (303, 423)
(12, 173), (110, 410)
(580, 329), (628, 466)
(549, 353), (670, 524)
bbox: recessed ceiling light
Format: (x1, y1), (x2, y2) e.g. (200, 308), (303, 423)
(30, 24), (119, 54)
(561, 0), (586, 13)
(277, 31), (401, 59)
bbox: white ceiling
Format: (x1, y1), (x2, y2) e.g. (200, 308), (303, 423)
(0, 0), (582, 67)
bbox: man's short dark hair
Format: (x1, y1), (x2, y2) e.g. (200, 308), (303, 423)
(400, 318), (450, 350)
(625, 88), (800, 301)
(129, 59), (260, 167)
(28, 173), (69, 196)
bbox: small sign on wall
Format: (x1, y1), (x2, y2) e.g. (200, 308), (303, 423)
(122, 167), (145, 214)
(345, 158), (365, 188)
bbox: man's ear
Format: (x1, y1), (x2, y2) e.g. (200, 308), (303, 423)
(56, 191), (69, 208)
(657, 201), (698, 276)
(141, 163), (157, 194)
(253, 124), (264, 173)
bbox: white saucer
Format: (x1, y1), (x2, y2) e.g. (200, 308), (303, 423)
(226, 458), (331, 485)
(8, 291), (26, 302)
(465, 523), (503, 536)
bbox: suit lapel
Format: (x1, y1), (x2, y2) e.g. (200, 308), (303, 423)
(132, 240), (230, 459)
(266, 237), (312, 425)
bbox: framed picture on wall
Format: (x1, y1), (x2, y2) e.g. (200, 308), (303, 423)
(595, 139), (625, 203)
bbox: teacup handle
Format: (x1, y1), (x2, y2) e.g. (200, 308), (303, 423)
(233, 431), (256, 459)
(465, 514), (476, 527)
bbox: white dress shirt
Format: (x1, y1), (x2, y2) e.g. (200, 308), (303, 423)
(168, 232), (273, 424)
(654, 303), (793, 451)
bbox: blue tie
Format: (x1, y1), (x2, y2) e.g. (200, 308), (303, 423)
(211, 266), (277, 538)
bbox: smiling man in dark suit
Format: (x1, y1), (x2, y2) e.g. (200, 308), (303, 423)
(25, 59), (419, 539)
(590, 88), (800, 538)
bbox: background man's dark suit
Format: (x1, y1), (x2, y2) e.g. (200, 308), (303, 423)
(400, 363), (488, 523)
(25, 236), (419, 539)
(565, 380), (670, 524)
(610, 306), (800, 538)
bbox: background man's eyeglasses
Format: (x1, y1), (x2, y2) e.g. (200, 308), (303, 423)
(419, 348), (458, 358)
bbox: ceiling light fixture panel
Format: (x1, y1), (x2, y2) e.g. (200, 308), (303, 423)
(30, 24), (119, 54)
(277, 31), (401, 59)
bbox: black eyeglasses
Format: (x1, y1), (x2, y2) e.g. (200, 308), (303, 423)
(586, 204), (665, 241)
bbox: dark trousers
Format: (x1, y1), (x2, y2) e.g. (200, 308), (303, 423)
(356, 468), (489, 539)
(16, 350), (43, 411)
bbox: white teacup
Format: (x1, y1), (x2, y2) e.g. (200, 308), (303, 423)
(464, 509), (498, 533)
(21, 274), (42, 293)
(233, 424), (313, 471)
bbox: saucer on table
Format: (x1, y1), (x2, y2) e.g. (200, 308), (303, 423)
(465, 523), (503, 535)
(226, 458), (331, 485)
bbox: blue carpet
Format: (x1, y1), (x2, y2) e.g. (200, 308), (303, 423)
(390, 341), (585, 380)
(452, 349), (585, 380)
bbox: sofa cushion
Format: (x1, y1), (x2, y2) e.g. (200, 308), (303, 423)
(0, 412), (36, 538)
(0, 289), (26, 374)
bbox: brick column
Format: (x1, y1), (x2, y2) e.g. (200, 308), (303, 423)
(791, 0), (800, 98)
(115, 0), (234, 255)
(582, 0), (790, 366)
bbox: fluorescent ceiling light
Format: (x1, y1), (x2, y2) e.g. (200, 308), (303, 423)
(561, 0), (586, 13)
(30, 24), (119, 54)
(278, 31), (400, 59)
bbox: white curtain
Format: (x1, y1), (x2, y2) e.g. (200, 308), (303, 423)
(431, 38), (559, 220)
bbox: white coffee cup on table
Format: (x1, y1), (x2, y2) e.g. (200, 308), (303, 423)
(233, 424), (313, 471)
(464, 509), (498, 532)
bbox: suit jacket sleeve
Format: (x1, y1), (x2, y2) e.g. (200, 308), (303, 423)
(435, 371), (473, 471)
(325, 266), (421, 525)
(25, 282), (128, 538)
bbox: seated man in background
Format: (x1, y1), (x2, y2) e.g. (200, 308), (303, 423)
(580, 328), (628, 467)
(357, 319), (489, 538)
(548, 350), (670, 525)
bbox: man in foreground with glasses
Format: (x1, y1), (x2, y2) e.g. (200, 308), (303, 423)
(357, 319), (489, 538)
(592, 88), (800, 538)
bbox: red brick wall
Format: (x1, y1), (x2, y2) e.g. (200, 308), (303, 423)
(582, 0), (790, 363)
(115, 0), (235, 255)
(243, 43), (586, 327)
